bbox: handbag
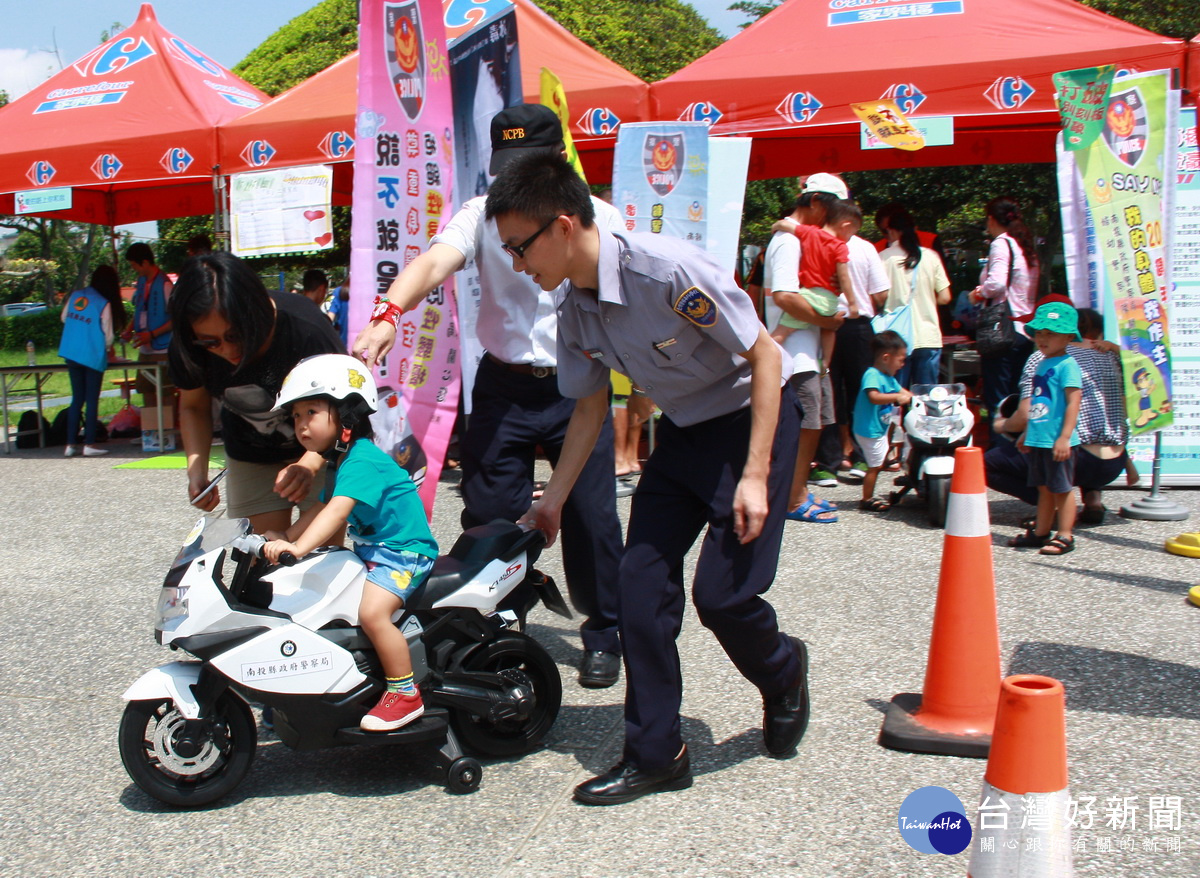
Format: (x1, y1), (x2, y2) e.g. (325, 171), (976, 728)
(974, 239), (1018, 357)
(872, 259), (917, 347)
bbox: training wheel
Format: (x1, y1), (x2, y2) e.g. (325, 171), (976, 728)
(446, 756), (483, 794)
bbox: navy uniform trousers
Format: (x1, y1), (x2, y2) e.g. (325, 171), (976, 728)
(619, 386), (804, 770)
(461, 354), (623, 653)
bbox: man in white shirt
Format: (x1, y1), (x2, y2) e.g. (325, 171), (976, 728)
(354, 105), (625, 688)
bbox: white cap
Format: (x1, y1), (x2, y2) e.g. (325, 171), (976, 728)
(803, 172), (848, 199)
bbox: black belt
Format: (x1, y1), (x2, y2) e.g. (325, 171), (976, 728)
(487, 353), (556, 378)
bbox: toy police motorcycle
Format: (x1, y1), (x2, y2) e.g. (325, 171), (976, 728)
(118, 515), (570, 807)
(889, 383), (975, 527)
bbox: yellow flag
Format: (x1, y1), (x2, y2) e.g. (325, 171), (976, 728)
(540, 67), (587, 182)
(850, 100), (925, 151)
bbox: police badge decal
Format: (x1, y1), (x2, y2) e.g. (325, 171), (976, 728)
(385, 0), (426, 121)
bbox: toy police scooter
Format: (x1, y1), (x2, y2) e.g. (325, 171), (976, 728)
(118, 515), (570, 807)
(889, 383), (975, 527)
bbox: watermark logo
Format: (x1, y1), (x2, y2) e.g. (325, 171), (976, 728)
(898, 786), (972, 855)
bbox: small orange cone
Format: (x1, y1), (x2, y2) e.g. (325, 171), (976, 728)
(879, 446), (1001, 757)
(968, 675), (1073, 876)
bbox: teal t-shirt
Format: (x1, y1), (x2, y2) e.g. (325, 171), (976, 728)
(853, 366), (902, 439)
(1026, 354), (1082, 449)
(324, 438), (438, 559)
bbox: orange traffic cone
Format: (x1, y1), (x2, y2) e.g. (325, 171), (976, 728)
(879, 446), (1001, 757)
(968, 675), (1073, 876)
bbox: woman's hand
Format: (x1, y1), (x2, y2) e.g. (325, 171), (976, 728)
(188, 472), (220, 511)
(274, 462), (315, 503)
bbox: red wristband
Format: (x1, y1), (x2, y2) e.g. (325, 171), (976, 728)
(371, 297), (404, 328)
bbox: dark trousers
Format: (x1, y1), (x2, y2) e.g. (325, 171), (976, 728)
(985, 437), (1128, 505)
(981, 337), (1034, 433)
(66, 360), (104, 446)
(817, 316), (875, 470)
(618, 388), (803, 769)
(461, 355), (622, 652)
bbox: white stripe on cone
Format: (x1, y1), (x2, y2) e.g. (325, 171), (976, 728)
(945, 490), (990, 539)
(967, 782), (1074, 877)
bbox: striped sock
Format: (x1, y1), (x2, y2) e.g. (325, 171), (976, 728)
(386, 673), (416, 696)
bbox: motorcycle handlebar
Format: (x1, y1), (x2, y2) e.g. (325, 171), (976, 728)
(229, 534), (298, 565)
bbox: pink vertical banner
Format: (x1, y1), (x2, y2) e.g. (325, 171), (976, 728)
(351, 0), (460, 516)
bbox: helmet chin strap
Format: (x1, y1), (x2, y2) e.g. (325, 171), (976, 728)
(333, 426), (353, 456)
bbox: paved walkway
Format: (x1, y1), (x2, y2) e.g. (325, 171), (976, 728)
(1, 445), (1197, 876)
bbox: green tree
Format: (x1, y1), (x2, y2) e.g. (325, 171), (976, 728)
(0, 90), (9, 108)
(728, 0), (782, 29)
(1077, 1), (1199, 40)
(233, 0), (358, 96)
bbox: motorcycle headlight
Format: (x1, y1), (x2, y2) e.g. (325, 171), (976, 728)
(156, 585), (190, 626)
(915, 415), (960, 438)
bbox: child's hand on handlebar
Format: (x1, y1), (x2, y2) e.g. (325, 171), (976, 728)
(264, 539), (301, 564)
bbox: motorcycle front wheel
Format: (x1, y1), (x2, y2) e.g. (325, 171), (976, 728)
(119, 695), (256, 807)
(927, 474), (952, 528)
(450, 632), (562, 757)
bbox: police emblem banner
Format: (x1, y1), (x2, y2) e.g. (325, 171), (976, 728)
(351, 0), (460, 515)
(612, 121), (708, 246)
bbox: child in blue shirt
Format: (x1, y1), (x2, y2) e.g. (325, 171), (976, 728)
(852, 330), (911, 511)
(1008, 303), (1083, 556)
(264, 354), (438, 731)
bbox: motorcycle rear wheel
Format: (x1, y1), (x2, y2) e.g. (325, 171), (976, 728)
(119, 695), (256, 807)
(450, 633), (562, 757)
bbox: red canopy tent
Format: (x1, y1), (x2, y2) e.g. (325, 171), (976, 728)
(0, 4), (268, 224)
(651, 0), (1186, 179)
(219, 0), (650, 186)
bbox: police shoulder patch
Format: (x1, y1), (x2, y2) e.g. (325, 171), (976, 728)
(673, 286), (719, 327)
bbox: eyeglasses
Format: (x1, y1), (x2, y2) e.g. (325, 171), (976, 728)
(501, 215), (561, 260)
(192, 330), (241, 350)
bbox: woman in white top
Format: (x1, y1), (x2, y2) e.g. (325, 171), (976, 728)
(971, 197), (1040, 422)
(880, 212), (952, 387)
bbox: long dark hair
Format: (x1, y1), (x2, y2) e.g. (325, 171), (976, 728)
(169, 251), (276, 383)
(89, 264), (128, 334)
(889, 211), (922, 270)
(986, 198), (1038, 269)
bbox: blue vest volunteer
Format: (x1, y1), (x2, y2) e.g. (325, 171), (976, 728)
(58, 287), (109, 372)
(134, 271), (171, 351)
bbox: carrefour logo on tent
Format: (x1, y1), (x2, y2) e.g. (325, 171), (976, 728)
(577, 108), (622, 136)
(166, 37), (224, 77)
(882, 83), (926, 116)
(26, 161), (56, 187)
(983, 76), (1035, 110)
(160, 148), (194, 175)
(320, 131), (355, 159)
(777, 91), (824, 124)
(91, 153), (123, 180)
(679, 102), (723, 128)
(74, 37), (155, 77)
(241, 140), (276, 167)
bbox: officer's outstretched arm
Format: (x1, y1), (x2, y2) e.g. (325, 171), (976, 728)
(733, 327), (783, 544)
(353, 242), (466, 367)
(518, 386), (609, 547)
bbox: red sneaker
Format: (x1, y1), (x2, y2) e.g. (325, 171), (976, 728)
(360, 690), (424, 731)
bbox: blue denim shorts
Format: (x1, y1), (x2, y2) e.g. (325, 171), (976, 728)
(356, 544), (435, 603)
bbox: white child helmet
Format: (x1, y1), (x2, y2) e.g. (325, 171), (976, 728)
(274, 354), (379, 418)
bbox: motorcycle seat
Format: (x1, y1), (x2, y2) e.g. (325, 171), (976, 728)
(405, 520), (535, 611)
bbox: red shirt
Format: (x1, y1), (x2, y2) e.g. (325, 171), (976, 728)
(793, 224), (848, 290)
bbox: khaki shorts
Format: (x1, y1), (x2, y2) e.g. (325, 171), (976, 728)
(225, 455), (327, 519)
(789, 371), (835, 431)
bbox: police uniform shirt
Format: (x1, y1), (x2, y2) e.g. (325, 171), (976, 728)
(433, 194), (622, 367)
(557, 229), (792, 427)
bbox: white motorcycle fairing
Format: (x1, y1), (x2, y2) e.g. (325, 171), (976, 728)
(122, 662), (203, 718)
(208, 622), (367, 695)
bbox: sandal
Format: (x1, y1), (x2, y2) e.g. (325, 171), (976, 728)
(807, 492), (837, 511)
(859, 497), (890, 512)
(1039, 534), (1076, 556)
(1020, 515), (1037, 531)
(1008, 528), (1050, 548)
(786, 497), (838, 523)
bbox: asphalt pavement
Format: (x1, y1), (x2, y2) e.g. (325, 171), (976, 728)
(1, 443), (1198, 877)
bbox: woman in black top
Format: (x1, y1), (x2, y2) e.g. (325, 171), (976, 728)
(169, 251), (345, 533)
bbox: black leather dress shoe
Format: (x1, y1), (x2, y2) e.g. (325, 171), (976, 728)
(578, 650), (620, 688)
(763, 636), (810, 757)
(574, 747), (693, 805)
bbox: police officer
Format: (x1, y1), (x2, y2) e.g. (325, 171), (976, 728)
(486, 152), (811, 805)
(354, 105), (625, 688)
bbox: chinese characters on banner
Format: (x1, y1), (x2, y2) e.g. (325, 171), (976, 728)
(1066, 70), (1177, 438)
(612, 121), (708, 246)
(850, 100), (925, 151)
(1053, 65), (1115, 151)
(351, 0), (460, 515)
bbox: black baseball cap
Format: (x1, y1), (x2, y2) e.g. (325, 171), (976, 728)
(489, 104), (564, 175)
